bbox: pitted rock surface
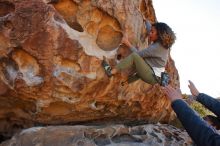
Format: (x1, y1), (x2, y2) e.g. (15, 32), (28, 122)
(0, 0), (180, 140)
(1, 124), (193, 146)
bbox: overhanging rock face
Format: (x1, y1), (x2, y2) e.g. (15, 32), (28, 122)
(0, 0), (179, 138)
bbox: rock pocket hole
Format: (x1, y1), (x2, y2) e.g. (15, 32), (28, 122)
(96, 25), (122, 51)
(70, 21), (84, 32)
(53, 0), (84, 32)
(0, 2), (15, 17)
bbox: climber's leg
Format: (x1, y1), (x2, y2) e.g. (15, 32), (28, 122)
(116, 52), (157, 84)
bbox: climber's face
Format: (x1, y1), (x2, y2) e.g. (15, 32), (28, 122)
(149, 26), (158, 42)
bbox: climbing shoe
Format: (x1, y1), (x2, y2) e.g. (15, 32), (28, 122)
(102, 59), (112, 77)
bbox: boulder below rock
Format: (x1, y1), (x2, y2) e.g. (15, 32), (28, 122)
(1, 124), (193, 146)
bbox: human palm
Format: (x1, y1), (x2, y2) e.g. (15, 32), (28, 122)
(188, 80), (200, 97)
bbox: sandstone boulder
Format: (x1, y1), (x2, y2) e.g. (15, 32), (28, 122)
(0, 0), (179, 139)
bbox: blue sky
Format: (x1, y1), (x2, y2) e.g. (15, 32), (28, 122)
(153, 0), (220, 97)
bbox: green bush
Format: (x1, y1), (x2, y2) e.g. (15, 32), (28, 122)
(183, 94), (213, 117)
(190, 101), (214, 117)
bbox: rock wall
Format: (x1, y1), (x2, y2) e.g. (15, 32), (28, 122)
(0, 0), (179, 139)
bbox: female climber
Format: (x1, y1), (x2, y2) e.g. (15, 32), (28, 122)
(102, 21), (176, 85)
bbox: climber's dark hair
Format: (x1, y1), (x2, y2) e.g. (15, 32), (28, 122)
(152, 22), (176, 49)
